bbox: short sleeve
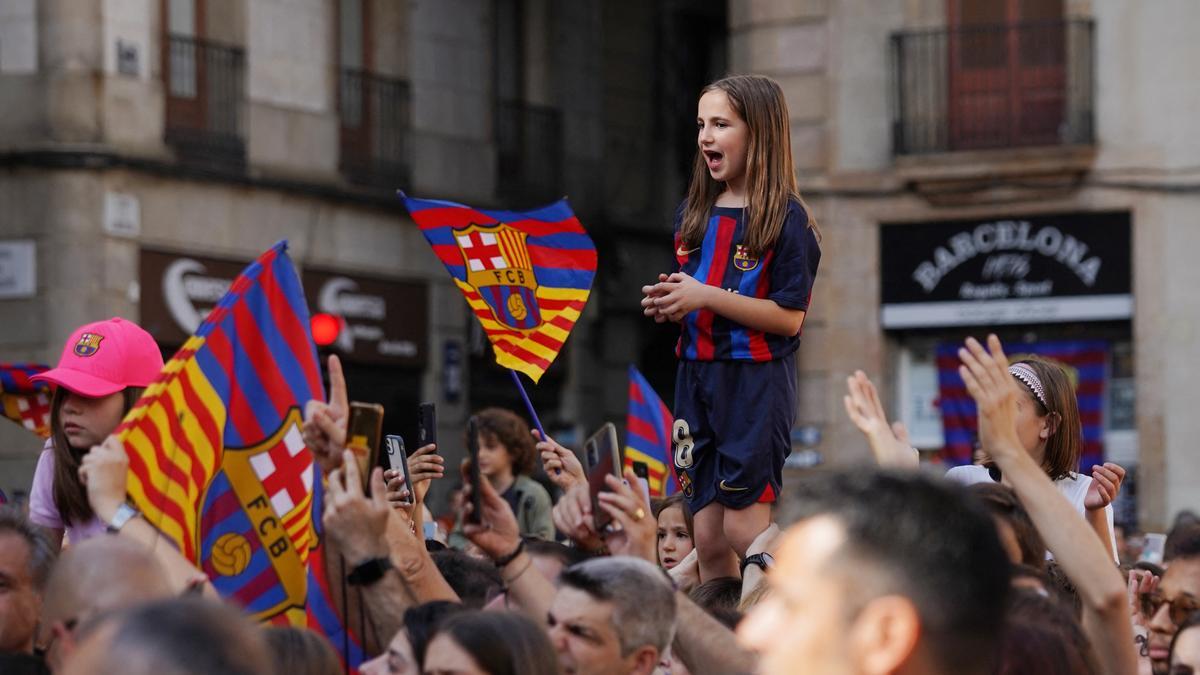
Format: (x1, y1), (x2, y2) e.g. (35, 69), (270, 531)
(767, 203), (821, 310)
(28, 443), (64, 530)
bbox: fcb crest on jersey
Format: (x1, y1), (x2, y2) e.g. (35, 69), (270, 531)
(733, 245), (759, 272)
(455, 223), (543, 331)
(201, 409), (315, 625)
(74, 333), (104, 357)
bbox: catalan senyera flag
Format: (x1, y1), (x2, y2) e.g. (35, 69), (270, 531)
(0, 364), (52, 438)
(114, 242), (362, 666)
(624, 365), (678, 497)
(402, 194), (596, 383)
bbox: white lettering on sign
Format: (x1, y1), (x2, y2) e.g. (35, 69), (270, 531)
(318, 277), (386, 320)
(911, 221), (1102, 293)
(163, 258), (231, 334)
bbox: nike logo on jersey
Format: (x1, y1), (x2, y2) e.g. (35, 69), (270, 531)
(719, 480), (750, 492)
(676, 245), (700, 256)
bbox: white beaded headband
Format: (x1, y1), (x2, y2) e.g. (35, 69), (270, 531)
(1009, 363), (1048, 408)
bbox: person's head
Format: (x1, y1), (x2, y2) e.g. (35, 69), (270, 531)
(472, 408), (536, 480)
(681, 74), (818, 256)
(32, 318), (163, 525)
(688, 577), (743, 618)
(653, 494), (694, 570)
(1170, 612), (1200, 675)
(994, 588), (1098, 675)
(430, 549), (502, 609)
(738, 470), (1011, 675)
(424, 610), (558, 675)
(1166, 523), (1200, 563)
(61, 597), (272, 675)
(550, 556), (677, 675)
(1146, 549), (1200, 674)
(262, 627), (341, 675)
(968, 483), (1046, 569)
(1006, 357), (1081, 480)
(525, 539), (591, 582)
(360, 601), (466, 675)
(0, 507), (55, 654)
(40, 535), (173, 670)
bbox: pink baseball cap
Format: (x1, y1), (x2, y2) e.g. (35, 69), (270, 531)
(31, 317), (165, 397)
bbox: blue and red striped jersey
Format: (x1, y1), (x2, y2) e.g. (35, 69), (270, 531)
(674, 201), (820, 362)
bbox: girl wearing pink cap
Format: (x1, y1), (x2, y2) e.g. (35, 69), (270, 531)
(28, 317), (164, 548)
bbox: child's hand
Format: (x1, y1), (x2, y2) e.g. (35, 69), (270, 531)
(650, 272), (711, 322)
(78, 435), (129, 522)
(535, 430), (585, 490)
(641, 273), (673, 323)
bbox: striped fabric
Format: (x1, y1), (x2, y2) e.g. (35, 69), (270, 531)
(623, 365), (678, 497)
(0, 363), (51, 438)
(402, 194), (596, 383)
(935, 340), (1108, 469)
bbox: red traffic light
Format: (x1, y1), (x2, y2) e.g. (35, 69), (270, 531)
(311, 313), (342, 346)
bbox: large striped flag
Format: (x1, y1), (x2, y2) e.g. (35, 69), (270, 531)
(623, 365), (678, 497)
(935, 340), (1108, 470)
(0, 364), (52, 438)
(401, 195), (596, 383)
(114, 242), (362, 666)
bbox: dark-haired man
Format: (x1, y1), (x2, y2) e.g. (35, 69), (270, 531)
(1145, 532), (1200, 675)
(738, 470), (1012, 675)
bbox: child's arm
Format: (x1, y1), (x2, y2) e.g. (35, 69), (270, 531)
(650, 271), (805, 336)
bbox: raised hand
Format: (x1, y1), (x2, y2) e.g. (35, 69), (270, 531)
(460, 460), (522, 562)
(843, 370), (919, 468)
(386, 443), (445, 509)
(304, 355), (349, 476)
(597, 467), (657, 563)
(957, 335), (1022, 458)
(1085, 462), (1126, 511)
(322, 449), (391, 564)
(551, 483), (604, 552)
(79, 435), (130, 522)
(535, 430), (585, 491)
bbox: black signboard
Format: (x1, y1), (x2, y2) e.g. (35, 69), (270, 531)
(880, 211), (1131, 328)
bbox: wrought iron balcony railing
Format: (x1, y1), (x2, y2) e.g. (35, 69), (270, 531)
(164, 34), (246, 169)
(339, 69), (411, 189)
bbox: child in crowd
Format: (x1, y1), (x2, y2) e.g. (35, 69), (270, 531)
(472, 408), (554, 540)
(653, 493), (694, 571)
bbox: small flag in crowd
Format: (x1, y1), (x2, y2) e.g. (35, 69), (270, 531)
(935, 340), (1108, 470)
(113, 241), (363, 667)
(623, 365), (678, 497)
(0, 364), (52, 439)
(402, 194), (597, 383)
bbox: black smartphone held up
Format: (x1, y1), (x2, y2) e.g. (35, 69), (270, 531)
(584, 423), (623, 532)
(417, 402), (437, 449)
(631, 460), (652, 506)
(464, 415), (483, 524)
(384, 434), (413, 505)
(346, 402), (385, 492)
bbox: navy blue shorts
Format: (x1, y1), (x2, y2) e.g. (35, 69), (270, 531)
(672, 356), (796, 511)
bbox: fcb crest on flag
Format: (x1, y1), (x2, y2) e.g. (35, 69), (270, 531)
(402, 194), (597, 383)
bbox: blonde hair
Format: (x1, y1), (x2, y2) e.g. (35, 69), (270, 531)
(680, 74), (820, 256)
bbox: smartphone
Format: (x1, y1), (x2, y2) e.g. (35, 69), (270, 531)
(418, 402), (437, 448)
(346, 402), (384, 491)
(1141, 533), (1167, 565)
(384, 434), (413, 505)
(464, 416), (483, 524)
(631, 460), (652, 505)
(584, 423), (623, 532)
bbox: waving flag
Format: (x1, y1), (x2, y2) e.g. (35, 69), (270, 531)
(402, 194), (596, 383)
(935, 340), (1108, 470)
(0, 364), (52, 438)
(623, 366), (677, 497)
(113, 242), (362, 666)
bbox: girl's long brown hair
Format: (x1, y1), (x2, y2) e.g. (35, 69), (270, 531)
(679, 74), (820, 256)
(1012, 356), (1081, 481)
(50, 386), (143, 526)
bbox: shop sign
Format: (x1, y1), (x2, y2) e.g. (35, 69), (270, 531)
(880, 212), (1131, 328)
(302, 268), (427, 367)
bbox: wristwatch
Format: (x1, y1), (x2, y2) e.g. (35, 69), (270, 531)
(740, 552), (775, 576)
(347, 557), (394, 586)
(106, 503), (141, 534)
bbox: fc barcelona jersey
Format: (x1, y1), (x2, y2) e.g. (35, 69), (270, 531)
(673, 201), (820, 362)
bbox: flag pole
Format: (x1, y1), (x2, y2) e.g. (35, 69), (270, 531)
(508, 369), (548, 439)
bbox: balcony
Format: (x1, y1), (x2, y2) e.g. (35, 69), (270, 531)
(890, 19), (1094, 156)
(164, 35), (246, 170)
(496, 99), (563, 205)
(339, 69), (411, 190)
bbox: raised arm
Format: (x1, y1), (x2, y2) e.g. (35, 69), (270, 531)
(843, 370), (919, 469)
(959, 335), (1136, 675)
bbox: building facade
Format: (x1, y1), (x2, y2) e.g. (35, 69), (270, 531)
(729, 0), (1200, 528)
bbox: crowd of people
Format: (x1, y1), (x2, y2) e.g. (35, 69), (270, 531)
(3, 73), (1199, 675)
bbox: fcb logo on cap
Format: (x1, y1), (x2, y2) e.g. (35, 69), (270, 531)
(73, 333), (104, 357)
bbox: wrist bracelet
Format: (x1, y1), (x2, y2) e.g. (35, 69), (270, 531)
(502, 557), (534, 586)
(494, 539), (526, 568)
